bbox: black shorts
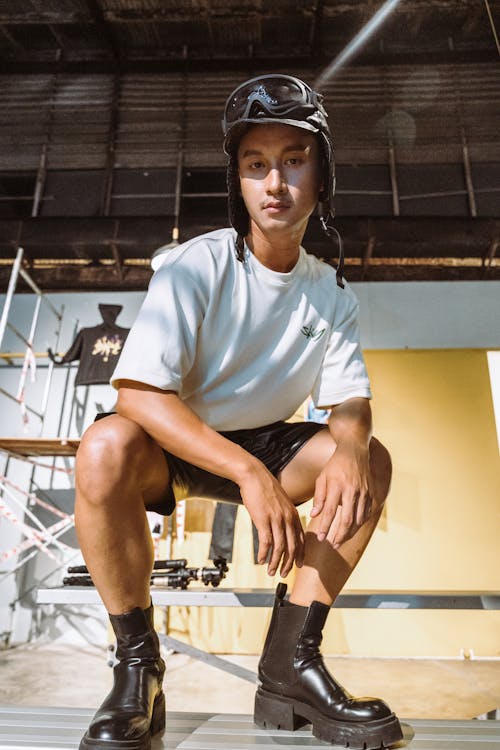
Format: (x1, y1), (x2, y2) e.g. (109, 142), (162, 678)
(94, 414), (324, 516)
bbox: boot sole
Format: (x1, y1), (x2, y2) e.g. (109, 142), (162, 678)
(79, 691), (166, 750)
(255, 687), (403, 749)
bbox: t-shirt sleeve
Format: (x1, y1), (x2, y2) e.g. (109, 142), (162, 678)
(110, 256), (207, 391)
(60, 329), (84, 363)
(311, 286), (372, 408)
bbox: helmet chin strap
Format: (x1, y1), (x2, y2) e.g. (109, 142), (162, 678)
(319, 216), (345, 289)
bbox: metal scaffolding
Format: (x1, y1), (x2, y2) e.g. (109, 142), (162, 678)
(0, 246), (64, 430)
(0, 250), (76, 644)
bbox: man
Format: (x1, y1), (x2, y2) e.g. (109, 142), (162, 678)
(75, 74), (403, 750)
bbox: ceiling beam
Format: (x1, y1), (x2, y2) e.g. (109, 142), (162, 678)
(483, 238), (499, 276)
(199, 0), (216, 55)
(84, 0), (121, 62)
(0, 215), (499, 291)
(309, 0), (325, 59)
(0, 1), (482, 25)
(321, 0), (483, 13)
(0, 47), (496, 75)
(0, 12), (86, 24)
(27, 0), (66, 50)
(405, 8), (426, 38)
(46, 24), (67, 50)
(0, 24), (25, 52)
(0, 216), (497, 249)
(1, 260), (496, 292)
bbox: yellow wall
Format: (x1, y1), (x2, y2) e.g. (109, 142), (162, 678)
(167, 349), (500, 657)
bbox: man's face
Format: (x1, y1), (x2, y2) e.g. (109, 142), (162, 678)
(237, 123), (322, 240)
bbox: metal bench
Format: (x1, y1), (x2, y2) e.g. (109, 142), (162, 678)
(37, 585), (500, 609)
(37, 586), (500, 684)
(0, 706), (499, 750)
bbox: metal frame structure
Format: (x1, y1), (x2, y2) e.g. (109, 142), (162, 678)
(0, 246), (63, 428)
(0, 255), (80, 645)
(36, 586), (500, 610)
(36, 584), (500, 686)
(0, 248), (86, 449)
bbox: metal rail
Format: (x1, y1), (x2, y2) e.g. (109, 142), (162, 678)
(36, 586), (500, 610)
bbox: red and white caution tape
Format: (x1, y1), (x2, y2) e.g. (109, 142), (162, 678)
(16, 342), (38, 428)
(0, 498), (59, 562)
(0, 483), (70, 555)
(0, 514), (73, 564)
(0, 448), (74, 474)
(18, 389), (29, 428)
(0, 518), (75, 584)
(0, 473), (72, 521)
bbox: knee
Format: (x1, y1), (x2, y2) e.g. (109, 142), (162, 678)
(370, 437), (392, 507)
(76, 417), (147, 496)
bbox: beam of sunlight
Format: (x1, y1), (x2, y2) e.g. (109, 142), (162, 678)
(314, 0), (403, 89)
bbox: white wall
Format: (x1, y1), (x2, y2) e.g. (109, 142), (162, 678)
(355, 281), (500, 350)
(0, 281), (499, 644)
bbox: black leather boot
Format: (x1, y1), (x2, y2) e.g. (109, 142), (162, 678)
(79, 603), (166, 750)
(255, 584), (403, 749)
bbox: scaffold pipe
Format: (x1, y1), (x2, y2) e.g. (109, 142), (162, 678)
(0, 246), (23, 351)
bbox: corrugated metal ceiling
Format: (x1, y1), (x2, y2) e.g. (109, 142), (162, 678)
(1, 63), (498, 172)
(0, 0), (496, 63)
(0, 1), (498, 287)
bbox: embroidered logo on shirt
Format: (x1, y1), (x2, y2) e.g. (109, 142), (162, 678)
(301, 325), (326, 341)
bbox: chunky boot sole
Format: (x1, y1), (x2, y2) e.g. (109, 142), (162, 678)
(79, 690), (166, 750)
(255, 688), (403, 749)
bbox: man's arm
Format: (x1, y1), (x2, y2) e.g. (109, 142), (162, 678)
(116, 381), (304, 577)
(310, 396), (374, 546)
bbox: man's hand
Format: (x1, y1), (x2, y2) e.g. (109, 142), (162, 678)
(309, 397), (375, 548)
(238, 465), (305, 578)
(311, 443), (374, 547)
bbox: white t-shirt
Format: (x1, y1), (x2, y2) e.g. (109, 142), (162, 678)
(111, 227), (372, 430)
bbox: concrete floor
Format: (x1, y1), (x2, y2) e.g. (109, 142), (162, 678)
(0, 642), (499, 720)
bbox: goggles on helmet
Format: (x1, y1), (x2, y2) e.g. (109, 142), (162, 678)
(222, 75), (326, 135)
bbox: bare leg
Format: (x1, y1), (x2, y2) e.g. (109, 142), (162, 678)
(279, 429), (392, 606)
(257, 431), (402, 747)
(75, 414), (171, 614)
